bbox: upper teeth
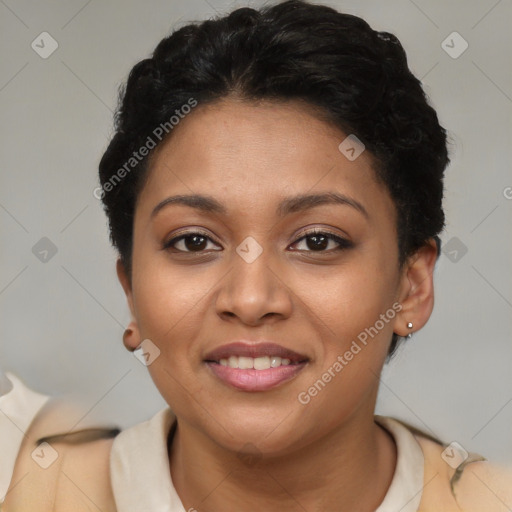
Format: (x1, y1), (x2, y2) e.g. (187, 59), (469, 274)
(219, 356), (293, 369)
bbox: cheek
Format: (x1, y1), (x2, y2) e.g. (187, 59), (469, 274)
(296, 273), (396, 428)
(132, 253), (209, 339)
(302, 257), (398, 391)
(306, 257), (397, 331)
(131, 262), (207, 406)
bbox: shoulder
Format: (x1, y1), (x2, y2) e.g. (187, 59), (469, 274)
(2, 394), (120, 512)
(451, 458), (512, 512)
(0, 372), (50, 506)
(412, 428), (512, 512)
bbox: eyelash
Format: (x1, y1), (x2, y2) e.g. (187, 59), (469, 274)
(162, 229), (353, 254)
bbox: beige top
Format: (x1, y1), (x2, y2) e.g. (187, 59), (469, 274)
(110, 407), (426, 511)
(0, 372), (49, 504)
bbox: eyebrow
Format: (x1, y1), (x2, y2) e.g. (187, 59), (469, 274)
(151, 192), (369, 219)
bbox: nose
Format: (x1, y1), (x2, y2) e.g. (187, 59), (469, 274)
(215, 244), (293, 326)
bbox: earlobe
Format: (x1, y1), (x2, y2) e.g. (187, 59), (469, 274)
(393, 239), (438, 337)
(116, 258), (141, 352)
(123, 323), (141, 352)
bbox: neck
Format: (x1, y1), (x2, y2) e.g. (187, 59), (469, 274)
(169, 407), (396, 512)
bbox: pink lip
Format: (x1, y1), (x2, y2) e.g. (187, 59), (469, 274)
(203, 341), (308, 363)
(205, 361), (307, 392)
(203, 341), (309, 392)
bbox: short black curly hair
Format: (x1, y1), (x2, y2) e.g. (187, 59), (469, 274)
(98, 0), (449, 359)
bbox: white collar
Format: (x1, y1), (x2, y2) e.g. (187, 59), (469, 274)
(110, 409), (425, 511)
(374, 415), (425, 512)
(110, 407), (182, 512)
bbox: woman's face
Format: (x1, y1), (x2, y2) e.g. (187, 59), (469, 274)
(121, 98), (418, 455)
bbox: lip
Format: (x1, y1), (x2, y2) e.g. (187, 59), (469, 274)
(205, 362), (307, 392)
(203, 341), (309, 392)
(203, 341), (308, 363)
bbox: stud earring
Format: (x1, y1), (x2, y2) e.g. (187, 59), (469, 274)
(406, 322), (413, 338)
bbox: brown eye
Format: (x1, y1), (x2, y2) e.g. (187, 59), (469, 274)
(163, 232), (221, 253)
(291, 230), (353, 252)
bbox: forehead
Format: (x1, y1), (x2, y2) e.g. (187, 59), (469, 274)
(136, 98), (394, 221)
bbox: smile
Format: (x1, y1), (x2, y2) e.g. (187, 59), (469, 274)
(217, 355), (301, 369)
(203, 341), (309, 392)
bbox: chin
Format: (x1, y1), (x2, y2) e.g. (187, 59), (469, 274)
(205, 409), (307, 455)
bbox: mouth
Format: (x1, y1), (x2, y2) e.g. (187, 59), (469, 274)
(203, 341), (309, 392)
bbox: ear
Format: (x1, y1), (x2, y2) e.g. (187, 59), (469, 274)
(393, 239), (438, 337)
(116, 258), (141, 351)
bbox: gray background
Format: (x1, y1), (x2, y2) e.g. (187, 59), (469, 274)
(1, 0), (511, 464)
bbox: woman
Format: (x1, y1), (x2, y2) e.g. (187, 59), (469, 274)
(2, 1), (511, 510)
